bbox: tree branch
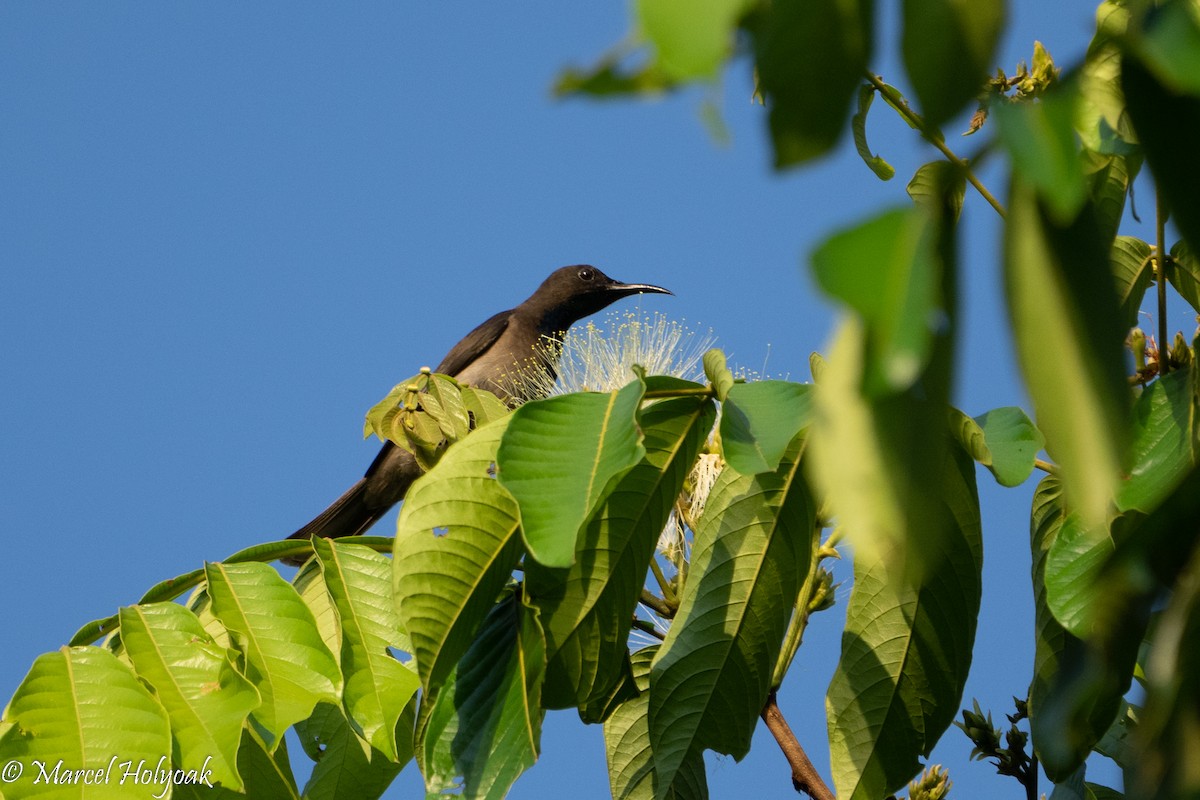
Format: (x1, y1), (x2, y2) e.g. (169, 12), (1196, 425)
(761, 691), (835, 800)
(1156, 182), (1170, 375)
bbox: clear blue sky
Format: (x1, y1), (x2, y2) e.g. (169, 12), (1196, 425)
(2, 3), (1133, 797)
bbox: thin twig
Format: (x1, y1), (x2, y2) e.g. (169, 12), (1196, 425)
(1156, 183), (1170, 375)
(1033, 458), (1058, 475)
(639, 589), (674, 619)
(761, 691), (835, 800)
(864, 72), (1007, 218)
(648, 557), (678, 607)
(631, 617), (666, 640)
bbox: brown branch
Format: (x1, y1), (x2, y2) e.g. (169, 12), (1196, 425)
(761, 691), (835, 800)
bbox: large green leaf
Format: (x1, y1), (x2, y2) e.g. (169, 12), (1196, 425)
(649, 434), (814, 796)
(1117, 367), (1194, 513)
(604, 647), (707, 800)
(174, 728), (300, 800)
(498, 378), (646, 568)
(745, 0), (874, 167)
(417, 593), (546, 800)
(1004, 176), (1129, 532)
(901, 0), (1004, 127)
(720, 381), (811, 475)
(1110, 236), (1153, 330)
(528, 396), (716, 717)
(952, 405), (1045, 487)
(1045, 511), (1118, 636)
(826, 443), (982, 800)
(635, 0), (750, 80)
(0, 646), (172, 798)
(119, 602), (261, 790)
(393, 418), (523, 695)
(1169, 239), (1200, 315)
(295, 701), (411, 800)
(204, 561), (341, 748)
(1122, 51), (1200, 254)
(1028, 476), (1122, 780)
(811, 206), (942, 396)
(314, 538), (420, 762)
(994, 86), (1087, 223)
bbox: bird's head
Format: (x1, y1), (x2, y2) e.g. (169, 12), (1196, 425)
(530, 265), (672, 331)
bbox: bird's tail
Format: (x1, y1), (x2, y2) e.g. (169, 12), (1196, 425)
(283, 478), (388, 565)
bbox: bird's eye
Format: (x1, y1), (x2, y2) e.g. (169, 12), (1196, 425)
(578, 267), (595, 281)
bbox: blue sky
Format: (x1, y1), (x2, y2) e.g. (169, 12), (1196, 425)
(2, 3), (1134, 797)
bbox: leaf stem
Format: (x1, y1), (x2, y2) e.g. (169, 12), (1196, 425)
(639, 588), (675, 619)
(631, 617), (666, 641)
(1033, 458), (1059, 475)
(648, 556), (678, 607)
(760, 691), (835, 800)
(1156, 182), (1170, 375)
(864, 72), (1007, 218)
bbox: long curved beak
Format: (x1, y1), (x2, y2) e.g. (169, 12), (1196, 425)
(609, 280), (673, 297)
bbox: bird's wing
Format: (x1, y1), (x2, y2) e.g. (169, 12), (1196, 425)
(435, 308), (514, 376)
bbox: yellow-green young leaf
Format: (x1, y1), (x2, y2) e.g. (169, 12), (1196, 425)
(952, 406), (1045, 487)
(314, 539), (419, 763)
(393, 417), (523, 695)
(417, 594), (546, 800)
(994, 86), (1087, 223)
(1004, 176), (1129, 532)
(204, 561), (341, 748)
(826, 443), (982, 800)
(636, 0), (750, 80)
(422, 374), (472, 442)
(811, 206), (942, 396)
(498, 377), (647, 568)
(292, 559), (342, 667)
(851, 84), (895, 180)
(363, 373), (423, 442)
(907, 161), (966, 222)
(649, 434), (814, 795)
(1027, 476), (1125, 781)
(604, 647), (707, 800)
(295, 701), (411, 800)
(746, 0), (872, 167)
(702, 348), (734, 402)
(1122, 55), (1200, 256)
(1169, 239), (1200, 315)
(119, 602), (261, 790)
(720, 381), (812, 475)
(528, 395), (716, 718)
(902, 0), (1005, 127)
(0, 646), (172, 797)
(1110, 236), (1154, 330)
(461, 386), (511, 428)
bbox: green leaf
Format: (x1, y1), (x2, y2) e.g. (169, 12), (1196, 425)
(1117, 367), (1194, 513)
(393, 418), (523, 694)
(528, 396), (716, 718)
(994, 87), (1087, 222)
(1169, 239), (1200, 315)
(554, 59), (674, 98)
(952, 406), (1045, 487)
(417, 593), (546, 800)
(649, 434), (814, 794)
(720, 381), (812, 474)
(292, 558), (343, 667)
(826, 443), (982, 799)
(498, 377), (647, 568)
(204, 561), (341, 748)
(1110, 236), (1153, 330)
(1131, 0), (1200, 95)
(745, 0), (874, 167)
(604, 647), (707, 800)
(295, 701), (410, 800)
(174, 728), (300, 800)
(907, 161), (966, 222)
(313, 538), (420, 762)
(901, 0), (1004, 127)
(1028, 476), (1122, 780)
(119, 602), (261, 789)
(702, 349), (734, 402)
(1085, 152), (1141, 246)
(636, 0), (750, 80)
(1004, 176), (1129, 532)
(851, 84), (895, 180)
(0, 646), (172, 797)
(811, 206), (942, 395)
(1122, 53), (1200, 254)
(1045, 512), (1117, 637)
